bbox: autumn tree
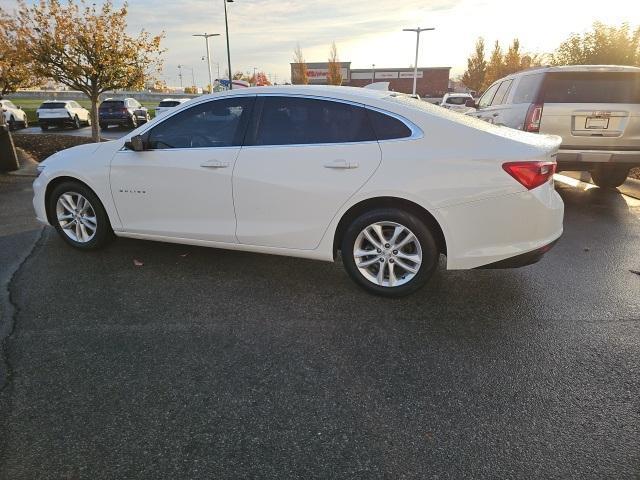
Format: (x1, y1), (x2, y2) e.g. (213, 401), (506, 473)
(253, 71), (271, 86)
(327, 42), (343, 85)
(15, 0), (164, 141)
(292, 43), (309, 85)
(0, 10), (39, 97)
(551, 22), (640, 66)
(483, 41), (504, 90)
(461, 37), (486, 93)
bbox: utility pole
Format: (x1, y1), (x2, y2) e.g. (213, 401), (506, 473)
(224, 0), (234, 90)
(372, 63), (376, 84)
(402, 27), (435, 96)
(193, 33), (220, 93)
(177, 65), (183, 88)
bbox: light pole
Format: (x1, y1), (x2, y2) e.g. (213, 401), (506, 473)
(402, 27), (435, 96)
(178, 65), (196, 88)
(193, 33), (220, 93)
(177, 65), (183, 88)
(371, 63), (376, 84)
(224, 0), (234, 90)
(253, 67), (257, 85)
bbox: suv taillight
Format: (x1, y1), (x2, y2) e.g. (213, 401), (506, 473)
(503, 161), (556, 190)
(524, 103), (543, 133)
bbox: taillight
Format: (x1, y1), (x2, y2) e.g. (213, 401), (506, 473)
(502, 161), (556, 190)
(524, 103), (543, 133)
(122, 108), (128, 114)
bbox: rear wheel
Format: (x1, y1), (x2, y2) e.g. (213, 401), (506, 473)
(99, 123), (108, 130)
(73, 115), (81, 129)
(40, 124), (48, 131)
(341, 208), (439, 297)
(8, 116), (16, 131)
(22, 117), (28, 128)
(590, 166), (629, 189)
(129, 115), (138, 129)
(49, 181), (114, 250)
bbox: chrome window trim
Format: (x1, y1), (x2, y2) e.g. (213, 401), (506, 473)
(128, 92), (423, 151)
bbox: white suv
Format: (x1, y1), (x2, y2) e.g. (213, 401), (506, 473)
(155, 98), (189, 117)
(36, 100), (91, 131)
(466, 65), (640, 188)
(1, 99), (28, 130)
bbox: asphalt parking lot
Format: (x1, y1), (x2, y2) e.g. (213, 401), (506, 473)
(0, 174), (639, 479)
(19, 125), (131, 141)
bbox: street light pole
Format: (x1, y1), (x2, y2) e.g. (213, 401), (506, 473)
(372, 63), (375, 84)
(402, 27), (435, 96)
(224, 0), (234, 90)
(193, 33), (220, 93)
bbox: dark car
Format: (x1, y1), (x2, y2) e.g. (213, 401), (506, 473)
(98, 98), (150, 130)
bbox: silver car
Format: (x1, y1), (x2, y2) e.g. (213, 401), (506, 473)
(466, 65), (640, 188)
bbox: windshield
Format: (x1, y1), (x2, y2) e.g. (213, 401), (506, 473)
(159, 101), (181, 107)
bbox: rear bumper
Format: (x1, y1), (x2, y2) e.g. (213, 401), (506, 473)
(440, 183), (564, 270)
(100, 117), (130, 126)
(475, 240), (558, 269)
(557, 148), (640, 169)
(39, 117), (74, 126)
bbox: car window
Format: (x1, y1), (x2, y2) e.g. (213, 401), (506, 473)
(100, 100), (124, 109)
(446, 96), (470, 105)
(252, 97), (375, 146)
(146, 97), (255, 149)
(40, 102), (67, 109)
(366, 109), (412, 140)
(491, 80), (513, 106)
(542, 72), (640, 103)
(512, 73), (545, 104)
(477, 83), (500, 109)
(159, 101), (180, 107)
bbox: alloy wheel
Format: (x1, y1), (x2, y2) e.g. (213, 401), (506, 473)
(56, 192), (98, 243)
(353, 221), (422, 287)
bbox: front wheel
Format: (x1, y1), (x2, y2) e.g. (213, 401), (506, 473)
(22, 117), (28, 128)
(590, 166), (629, 189)
(129, 115), (138, 129)
(49, 181), (114, 250)
(341, 208), (439, 297)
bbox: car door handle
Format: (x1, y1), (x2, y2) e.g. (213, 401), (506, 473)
(323, 159), (358, 169)
(200, 160), (229, 168)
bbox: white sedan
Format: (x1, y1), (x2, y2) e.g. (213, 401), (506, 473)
(33, 86), (564, 296)
(1, 99), (28, 129)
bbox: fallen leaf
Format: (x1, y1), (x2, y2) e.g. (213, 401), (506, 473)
(179, 253), (189, 258)
(133, 259), (144, 267)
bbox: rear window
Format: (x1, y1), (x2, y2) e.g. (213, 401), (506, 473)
(100, 100), (124, 108)
(159, 101), (181, 107)
(542, 72), (640, 103)
(446, 96), (469, 105)
(39, 102), (67, 109)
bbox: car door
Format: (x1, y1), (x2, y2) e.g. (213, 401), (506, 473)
(481, 79), (513, 125)
(110, 96), (255, 242)
(470, 81), (501, 122)
(233, 95), (382, 250)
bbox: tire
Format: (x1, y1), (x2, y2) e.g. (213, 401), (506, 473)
(22, 117), (28, 128)
(8, 116), (15, 131)
(99, 123), (108, 130)
(73, 115), (81, 129)
(129, 115), (138, 129)
(40, 124), (48, 131)
(590, 166), (629, 189)
(85, 116), (92, 126)
(340, 208), (439, 297)
(49, 181), (114, 250)
(142, 113), (150, 124)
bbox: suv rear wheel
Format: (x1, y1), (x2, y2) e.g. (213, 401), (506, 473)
(590, 166), (630, 189)
(341, 208), (439, 297)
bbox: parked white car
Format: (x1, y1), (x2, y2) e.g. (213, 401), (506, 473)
(36, 100), (91, 131)
(441, 93), (475, 113)
(1, 99), (28, 130)
(155, 98), (189, 117)
(33, 86), (564, 296)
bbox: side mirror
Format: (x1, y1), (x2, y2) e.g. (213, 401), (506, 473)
(465, 98), (477, 108)
(124, 134), (145, 152)
(17, 105), (22, 110)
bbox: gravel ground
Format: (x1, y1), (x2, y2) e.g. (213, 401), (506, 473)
(630, 168), (640, 180)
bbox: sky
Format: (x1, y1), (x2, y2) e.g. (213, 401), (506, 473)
(3, 0), (638, 87)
